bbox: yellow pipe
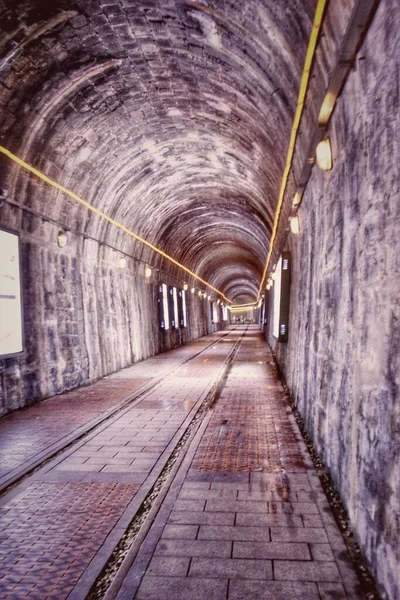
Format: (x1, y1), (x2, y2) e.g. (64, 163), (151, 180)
(253, 0), (328, 304)
(0, 145), (232, 303)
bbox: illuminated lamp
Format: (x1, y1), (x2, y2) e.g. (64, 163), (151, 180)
(318, 92), (335, 125)
(316, 138), (333, 171)
(292, 191), (302, 208)
(290, 216), (300, 234)
(191, 287), (195, 294)
(145, 266), (152, 277)
(198, 290), (202, 297)
(57, 231), (67, 248)
(271, 272), (276, 281)
(217, 299), (220, 305)
(118, 256), (127, 269)
(208, 295), (211, 301)
(183, 283), (188, 291)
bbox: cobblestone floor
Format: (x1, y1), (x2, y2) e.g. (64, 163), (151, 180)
(0, 329), (238, 600)
(128, 327), (364, 600)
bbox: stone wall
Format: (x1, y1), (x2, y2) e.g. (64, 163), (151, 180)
(0, 203), (222, 416)
(267, 2), (400, 599)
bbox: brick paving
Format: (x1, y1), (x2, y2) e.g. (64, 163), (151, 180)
(0, 327), (365, 600)
(128, 327), (364, 600)
(0, 330), (238, 600)
(0, 332), (227, 488)
(0, 482), (138, 599)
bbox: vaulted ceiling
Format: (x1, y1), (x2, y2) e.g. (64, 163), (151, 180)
(0, 0), (316, 303)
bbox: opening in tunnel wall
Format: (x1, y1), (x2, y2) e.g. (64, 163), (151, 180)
(266, 2), (400, 599)
(0, 203), (223, 417)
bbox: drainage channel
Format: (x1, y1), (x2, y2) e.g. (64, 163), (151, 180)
(86, 328), (248, 600)
(0, 328), (237, 499)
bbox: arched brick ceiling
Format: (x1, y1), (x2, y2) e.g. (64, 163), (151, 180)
(0, 0), (315, 302)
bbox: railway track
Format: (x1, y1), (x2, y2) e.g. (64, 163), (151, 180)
(0, 327), (240, 497)
(0, 326), (249, 600)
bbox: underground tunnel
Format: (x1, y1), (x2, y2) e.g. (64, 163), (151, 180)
(0, 0), (398, 599)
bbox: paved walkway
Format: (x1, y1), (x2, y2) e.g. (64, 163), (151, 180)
(115, 328), (364, 600)
(0, 327), (365, 600)
(0, 330), (229, 491)
(0, 328), (239, 600)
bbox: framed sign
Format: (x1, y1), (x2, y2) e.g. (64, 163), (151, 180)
(0, 227), (24, 358)
(272, 251), (291, 342)
(178, 288), (187, 328)
(158, 283), (170, 330)
(168, 286), (176, 329)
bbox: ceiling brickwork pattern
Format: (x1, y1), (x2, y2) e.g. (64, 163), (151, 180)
(0, 0), (315, 302)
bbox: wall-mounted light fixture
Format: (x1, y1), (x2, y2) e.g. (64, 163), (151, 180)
(57, 231), (67, 248)
(208, 295), (211, 301)
(290, 215), (300, 234)
(191, 287), (195, 294)
(316, 138), (333, 171)
(217, 299), (220, 305)
(198, 290), (202, 297)
(145, 266), (152, 278)
(118, 256), (127, 269)
(318, 91), (335, 125)
(292, 190), (302, 208)
(183, 283), (188, 291)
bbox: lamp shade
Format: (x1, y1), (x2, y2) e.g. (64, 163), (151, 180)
(57, 231), (67, 248)
(316, 138), (333, 171)
(290, 216), (300, 234)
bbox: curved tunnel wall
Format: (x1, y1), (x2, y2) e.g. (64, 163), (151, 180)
(266, 1), (400, 599)
(0, 0), (316, 299)
(0, 2), (399, 600)
(0, 0), (315, 412)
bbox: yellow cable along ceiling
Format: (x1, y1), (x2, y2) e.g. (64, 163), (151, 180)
(234, 0), (328, 309)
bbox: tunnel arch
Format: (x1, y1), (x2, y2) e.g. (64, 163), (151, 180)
(0, 0), (316, 300)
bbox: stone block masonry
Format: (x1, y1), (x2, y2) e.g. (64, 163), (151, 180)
(0, 215), (218, 415)
(267, 1), (400, 599)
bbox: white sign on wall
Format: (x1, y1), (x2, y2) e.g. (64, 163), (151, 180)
(0, 228), (24, 358)
(273, 256), (282, 339)
(272, 252), (291, 343)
